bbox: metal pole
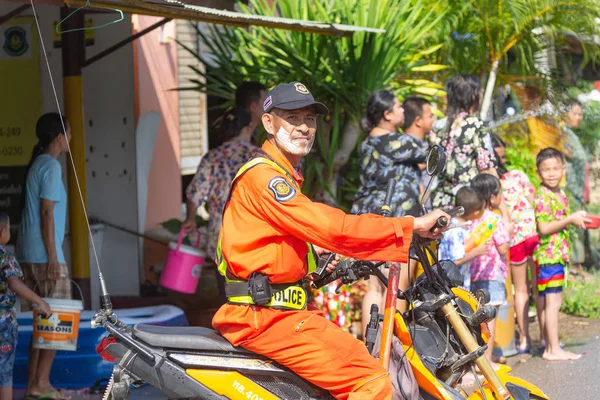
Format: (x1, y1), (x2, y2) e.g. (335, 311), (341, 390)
(379, 262), (400, 369)
(61, 5), (91, 308)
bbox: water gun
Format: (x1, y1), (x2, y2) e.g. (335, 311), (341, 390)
(464, 218), (497, 253)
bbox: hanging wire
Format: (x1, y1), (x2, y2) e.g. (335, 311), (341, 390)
(56, 0), (124, 34)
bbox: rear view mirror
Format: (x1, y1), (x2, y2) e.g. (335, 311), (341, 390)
(421, 145), (446, 214)
(426, 145), (446, 177)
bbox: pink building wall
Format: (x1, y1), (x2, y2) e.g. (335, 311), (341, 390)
(133, 16), (181, 230)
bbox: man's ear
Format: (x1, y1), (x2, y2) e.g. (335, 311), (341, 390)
(414, 115), (422, 128)
(262, 113), (275, 135)
(249, 101), (259, 115)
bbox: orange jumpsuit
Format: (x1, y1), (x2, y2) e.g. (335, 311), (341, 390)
(213, 140), (415, 399)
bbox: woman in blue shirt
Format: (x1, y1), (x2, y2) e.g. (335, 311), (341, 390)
(17, 113), (71, 400)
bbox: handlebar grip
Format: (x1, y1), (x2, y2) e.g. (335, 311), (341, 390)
(436, 216), (449, 228)
(310, 252), (335, 280)
(381, 179), (396, 216)
(311, 264), (341, 289)
(434, 206), (464, 229)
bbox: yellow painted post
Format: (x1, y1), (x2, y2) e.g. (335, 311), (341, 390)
(493, 251), (518, 358)
(61, 6), (91, 308)
(491, 211), (517, 358)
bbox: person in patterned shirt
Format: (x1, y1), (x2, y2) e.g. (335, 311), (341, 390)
(350, 90), (429, 330)
(0, 212), (50, 400)
(492, 135), (539, 354)
(428, 74), (499, 210)
(534, 148), (590, 361)
(183, 107), (259, 304)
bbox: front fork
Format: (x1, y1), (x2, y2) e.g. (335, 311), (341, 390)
(440, 302), (511, 400)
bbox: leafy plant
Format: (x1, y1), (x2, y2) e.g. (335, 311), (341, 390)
(160, 216), (208, 246)
(440, 0), (600, 78)
(504, 136), (540, 188)
(178, 0), (449, 208)
(561, 272), (600, 318)
(432, 0), (600, 119)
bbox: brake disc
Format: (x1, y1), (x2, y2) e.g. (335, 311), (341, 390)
(102, 373), (114, 400)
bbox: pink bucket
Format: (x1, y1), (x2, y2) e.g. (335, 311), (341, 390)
(160, 229), (205, 294)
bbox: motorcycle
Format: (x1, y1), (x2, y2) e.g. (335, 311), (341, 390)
(93, 145), (549, 399)
(310, 146), (549, 400)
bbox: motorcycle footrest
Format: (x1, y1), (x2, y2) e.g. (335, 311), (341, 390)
(450, 345), (487, 371)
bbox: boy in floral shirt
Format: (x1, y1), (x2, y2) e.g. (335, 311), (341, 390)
(534, 148), (589, 361)
(0, 212), (50, 400)
(438, 187), (491, 289)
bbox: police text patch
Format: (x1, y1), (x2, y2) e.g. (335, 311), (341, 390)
(268, 177), (296, 202)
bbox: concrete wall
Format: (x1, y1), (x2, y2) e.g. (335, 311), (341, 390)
(82, 12), (139, 299)
(133, 15), (182, 231)
(0, 4), (140, 302)
(2, 4), (210, 304)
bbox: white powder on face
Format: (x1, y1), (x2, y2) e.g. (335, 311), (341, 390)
(275, 126), (314, 156)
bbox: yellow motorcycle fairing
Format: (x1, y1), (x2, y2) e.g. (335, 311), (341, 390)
(394, 313), (459, 400)
(187, 369), (278, 400)
(468, 374), (550, 400)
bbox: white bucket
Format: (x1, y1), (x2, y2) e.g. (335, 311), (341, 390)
(32, 282), (84, 351)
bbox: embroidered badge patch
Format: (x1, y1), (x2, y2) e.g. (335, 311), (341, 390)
(268, 177), (296, 202)
(3, 26), (28, 57)
(294, 82), (309, 95)
(263, 95), (272, 111)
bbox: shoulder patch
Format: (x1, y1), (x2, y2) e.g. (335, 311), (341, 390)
(268, 177), (296, 202)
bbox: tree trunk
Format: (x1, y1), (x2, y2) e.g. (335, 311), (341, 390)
(480, 60), (499, 121)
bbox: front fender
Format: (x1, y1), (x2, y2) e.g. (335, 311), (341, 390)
(468, 374), (550, 400)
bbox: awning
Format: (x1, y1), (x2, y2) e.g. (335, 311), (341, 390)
(8, 0), (384, 37)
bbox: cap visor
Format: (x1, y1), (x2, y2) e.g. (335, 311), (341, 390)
(275, 99), (329, 115)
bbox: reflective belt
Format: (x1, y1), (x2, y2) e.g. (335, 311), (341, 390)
(216, 156), (317, 310)
(228, 285), (308, 310)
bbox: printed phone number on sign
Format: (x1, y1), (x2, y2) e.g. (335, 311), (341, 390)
(0, 146), (24, 156)
(0, 127), (21, 137)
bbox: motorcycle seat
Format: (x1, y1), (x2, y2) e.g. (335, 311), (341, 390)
(133, 324), (251, 353)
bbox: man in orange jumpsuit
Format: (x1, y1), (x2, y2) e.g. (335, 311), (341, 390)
(213, 82), (449, 399)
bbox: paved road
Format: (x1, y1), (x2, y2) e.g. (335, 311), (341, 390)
(509, 335), (600, 399)
(14, 386), (166, 399)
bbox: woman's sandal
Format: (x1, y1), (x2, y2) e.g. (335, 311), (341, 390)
(25, 391), (69, 400)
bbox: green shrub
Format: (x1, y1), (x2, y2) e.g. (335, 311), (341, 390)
(561, 272), (600, 318)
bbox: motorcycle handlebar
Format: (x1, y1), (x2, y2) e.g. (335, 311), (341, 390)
(311, 259), (406, 300)
(310, 259), (349, 288)
(434, 206), (465, 230)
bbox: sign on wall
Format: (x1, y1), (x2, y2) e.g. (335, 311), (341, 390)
(0, 17), (42, 166)
(0, 17), (43, 240)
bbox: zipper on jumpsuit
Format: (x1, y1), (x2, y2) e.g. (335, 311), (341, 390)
(252, 306), (260, 331)
(295, 313), (316, 332)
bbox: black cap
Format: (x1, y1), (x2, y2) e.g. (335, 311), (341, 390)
(263, 82), (329, 115)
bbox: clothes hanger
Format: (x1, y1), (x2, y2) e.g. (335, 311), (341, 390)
(56, 0), (124, 34)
